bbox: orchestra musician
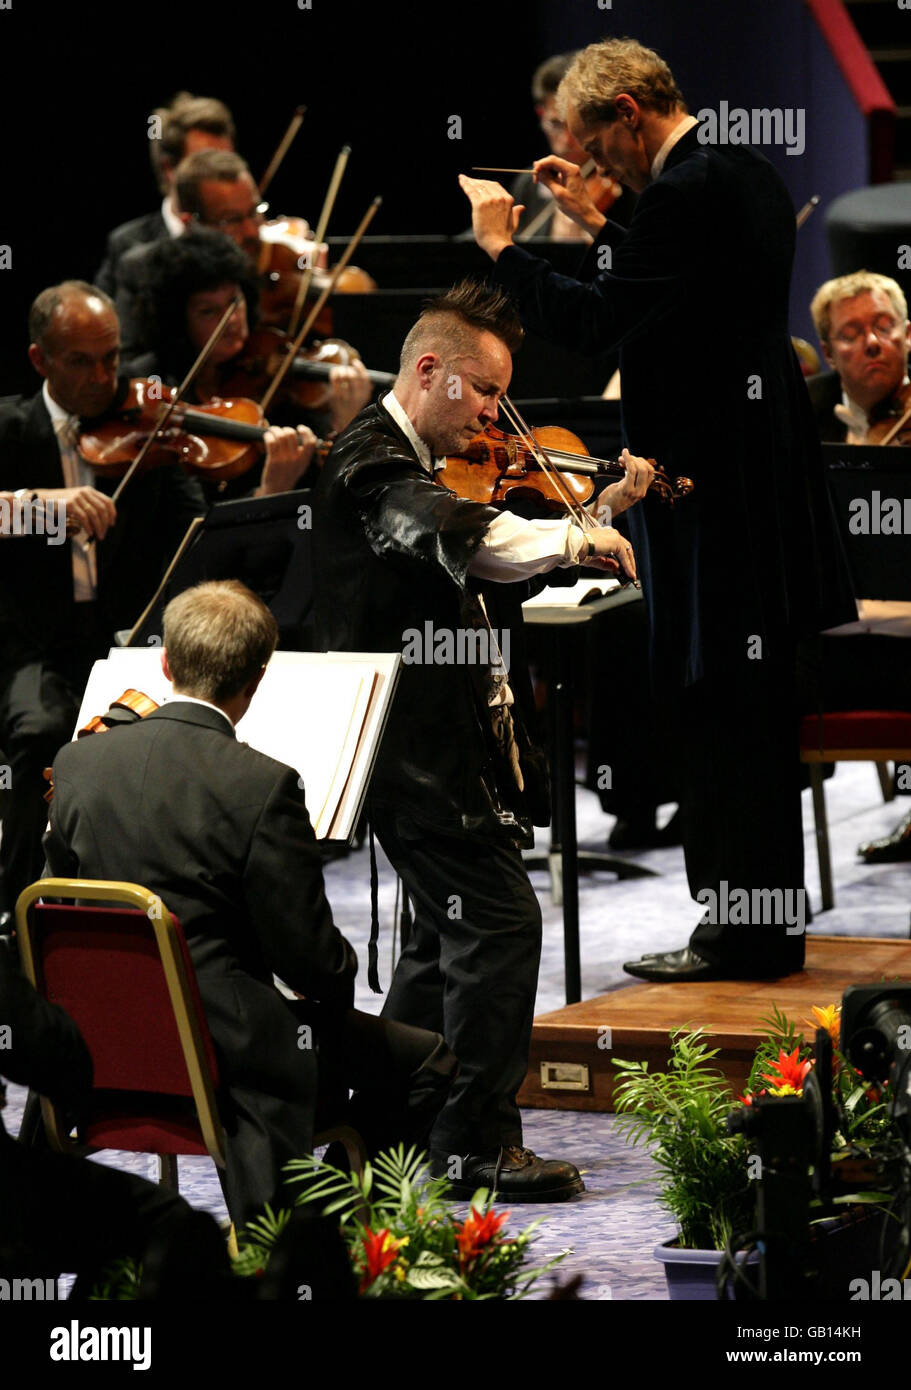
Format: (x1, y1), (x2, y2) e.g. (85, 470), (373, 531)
(112, 148), (260, 353)
(95, 93), (236, 304)
(807, 272), (911, 865)
(126, 227), (371, 501)
(43, 580), (458, 1227)
(0, 281), (312, 926)
(807, 271), (910, 444)
(461, 36), (856, 983)
(313, 278), (653, 1199)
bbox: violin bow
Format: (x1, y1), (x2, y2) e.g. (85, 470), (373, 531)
(259, 105), (307, 198)
(106, 295), (245, 508)
(287, 144), (352, 340)
(877, 399), (911, 447)
(260, 195), (382, 414)
(498, 393), (597, 532)
(517, 158), (598, 242)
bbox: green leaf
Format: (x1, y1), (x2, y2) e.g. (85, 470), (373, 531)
(406, 1266), (462, 1290)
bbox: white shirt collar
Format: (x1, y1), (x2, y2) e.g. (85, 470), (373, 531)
(836, 373), (911, 441)
(169, 693), (235, 728)
(382, 389), (435, 473)
(650, 114), (699, 180)
(42, 379), (76, 432)
(161, 194), (185, 239)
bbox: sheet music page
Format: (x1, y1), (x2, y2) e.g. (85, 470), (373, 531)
(522, 576), (619, 609)
(322, 652), (401, 839)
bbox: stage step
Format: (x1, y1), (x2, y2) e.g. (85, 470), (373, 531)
(519, 935), (911, 1112)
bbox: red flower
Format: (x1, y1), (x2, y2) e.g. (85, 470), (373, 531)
(359, 1227), (401, 1292)
(455, 1207), (510, 1270)
(760, 1045), (812, 1094)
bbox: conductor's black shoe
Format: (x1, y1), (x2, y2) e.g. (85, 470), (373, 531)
(432, 1145), (584, 1202)
(857, 810), (911, 863)
(623, 946), (722, 982)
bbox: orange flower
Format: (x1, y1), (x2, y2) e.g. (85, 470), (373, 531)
(760, 1045), (812, 1094)
(359, 1227), (402, 1292)
(455, 1206), (510, 1269)
(805, 1004), (841, 1045)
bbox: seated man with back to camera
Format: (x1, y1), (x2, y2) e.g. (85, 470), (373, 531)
(43, 579), (457, 1228)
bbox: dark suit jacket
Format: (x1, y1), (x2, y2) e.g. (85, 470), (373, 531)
(0, 388), (206, 666)
(493, 127), (856, 688)
(43, 701), (358, 1156)
(94, 210), (167, 299)
(806, 370), (846, 442)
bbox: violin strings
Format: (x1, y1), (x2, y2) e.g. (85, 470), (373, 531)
(109, 294), (244, 507)
(499, 394), (594, 532)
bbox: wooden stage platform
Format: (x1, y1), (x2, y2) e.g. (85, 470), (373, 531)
(519, 935), (911, 1112)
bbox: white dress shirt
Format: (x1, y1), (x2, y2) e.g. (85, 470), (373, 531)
(161, 194), (185, 239)
(42, 381), (98, 602)
(650, 114), (700, 180)
(167, 693), (235, 728)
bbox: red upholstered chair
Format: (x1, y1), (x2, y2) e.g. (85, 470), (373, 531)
(800, 711), (911, 911)
(14, 879), (226, 1190)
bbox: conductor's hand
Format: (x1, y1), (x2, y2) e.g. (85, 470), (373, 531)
(585, 525), (638, 583)
(35, 486), (117, 540)
(458, 174), (524, 260)
(257, 425), (316, 497)
(533, 156), (608, 238)
(595, 449), (655, 521)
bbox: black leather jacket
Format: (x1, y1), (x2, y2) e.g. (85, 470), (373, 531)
(312, 397), (550, 848)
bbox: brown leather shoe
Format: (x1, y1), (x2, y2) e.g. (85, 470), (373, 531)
(432, 1145), (584, 1202)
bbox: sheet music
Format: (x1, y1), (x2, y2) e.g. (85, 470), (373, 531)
(522, 575), (619, 609)
(74, 648), (401, 841)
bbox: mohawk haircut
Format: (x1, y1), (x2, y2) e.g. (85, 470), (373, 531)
(399, 279), (524, 373)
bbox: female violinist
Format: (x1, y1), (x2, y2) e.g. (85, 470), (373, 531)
(126, 229), (371, 501)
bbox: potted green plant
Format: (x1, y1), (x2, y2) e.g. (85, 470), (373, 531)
(90, 1145), (565, 1301)
(612, 1005), (897, 1300)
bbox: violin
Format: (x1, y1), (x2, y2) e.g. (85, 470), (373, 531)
(78, 378), (331, 484)
(257, 216), (377, 334)
(437, 422), (693, 511)
(865, 382), (911, 447)
(220, 326), (394, 413)
(43, 690), (159, 803)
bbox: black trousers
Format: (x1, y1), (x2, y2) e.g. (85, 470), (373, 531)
(682, 646), (806, 973)
(218, 1004), (457, 1228)
(374, 817), (543, 1155)
(0, 617), (104, 917)
(0, 662), (80, 916)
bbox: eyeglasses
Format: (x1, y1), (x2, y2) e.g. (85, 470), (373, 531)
(831, 319), (905, 347)
(203, 207), (265, 233)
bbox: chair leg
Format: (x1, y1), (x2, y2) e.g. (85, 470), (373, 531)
(876, 762), (895, 803)
(809, 765), (834, 912)
(157, 1154), (179, 1188)
(314, 1125), (368, 1178)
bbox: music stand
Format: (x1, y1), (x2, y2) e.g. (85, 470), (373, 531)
(523, 585), (659, 1005)
(124, 489), (314, 649)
